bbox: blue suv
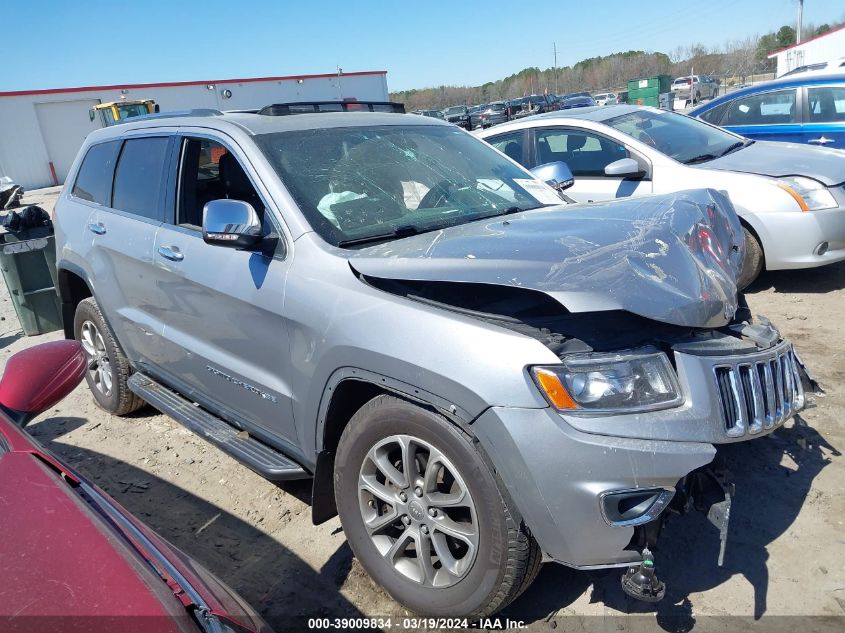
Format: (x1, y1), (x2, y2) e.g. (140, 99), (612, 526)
(689, 73), (845, 148)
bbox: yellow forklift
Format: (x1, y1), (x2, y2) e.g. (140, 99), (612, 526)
(89, 99), (159, 127)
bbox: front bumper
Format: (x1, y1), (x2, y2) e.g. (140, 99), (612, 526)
(472, 340), (808, 568)
(473, 405), (716, 567)
(748, 202), (845, 270)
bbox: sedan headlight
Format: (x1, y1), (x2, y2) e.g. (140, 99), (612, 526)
(777, 176), (837, 211)
(531, 348), (683, 414)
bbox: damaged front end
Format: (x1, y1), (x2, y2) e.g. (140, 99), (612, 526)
(346, 188), (820, 602)
(349, 188), (746, 330)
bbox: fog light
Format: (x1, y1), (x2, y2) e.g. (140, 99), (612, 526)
(816, 241), (829, 256)
(600, 488), (674, 527)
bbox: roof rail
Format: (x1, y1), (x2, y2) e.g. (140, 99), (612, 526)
(257, 101), (405, 116)
(118, 108), (224, 124)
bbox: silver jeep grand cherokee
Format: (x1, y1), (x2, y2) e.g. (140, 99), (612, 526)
(54, 105), (813, 618)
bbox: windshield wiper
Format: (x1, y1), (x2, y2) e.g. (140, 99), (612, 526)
(683, 153), (719, 165)
(720, 142), (744, 156)
(502, 203), (555, 215)
(719, 140), (752, 157)
(469, 204), (553, 222)
(337, 225), (422, 248)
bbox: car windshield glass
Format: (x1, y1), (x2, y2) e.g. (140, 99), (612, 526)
(604, 109), (742, 164)
(444, 106), (465, 115)
(255, 124), (553, 247)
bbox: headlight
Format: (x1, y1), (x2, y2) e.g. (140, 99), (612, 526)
(777, 176), (837, 211)
(531, 348), (683, 414)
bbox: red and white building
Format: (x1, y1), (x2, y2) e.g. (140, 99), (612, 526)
(768, 24), (845, 78)
(0, 70), (389, 190)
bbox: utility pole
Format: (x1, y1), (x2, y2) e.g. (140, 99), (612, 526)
(554, 42), (559, 95)
(797, 0), (804, 44)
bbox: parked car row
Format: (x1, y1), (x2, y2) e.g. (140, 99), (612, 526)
(433, 93), (608, 131)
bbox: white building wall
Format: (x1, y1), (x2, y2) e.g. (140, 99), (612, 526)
(0, 72), (389, 190)
(772, 27), (845, 77)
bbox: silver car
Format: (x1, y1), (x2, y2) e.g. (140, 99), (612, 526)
(54, 108), (813, 618)
(478, 104), (845, 287)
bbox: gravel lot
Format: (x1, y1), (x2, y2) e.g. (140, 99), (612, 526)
(2, 189), (843, 632)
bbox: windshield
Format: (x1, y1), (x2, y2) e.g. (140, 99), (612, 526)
(604, 109), (744, 164)
(116, 103), (150, 119)
(255, 125), (556, 247)
(444, 106), (465, 115)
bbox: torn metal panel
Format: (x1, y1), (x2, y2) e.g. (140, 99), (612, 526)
(349, 189), (744, 329)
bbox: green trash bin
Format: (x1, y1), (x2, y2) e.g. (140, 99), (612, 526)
(0, 225), (63, 336)
(627, 75), (673, 107)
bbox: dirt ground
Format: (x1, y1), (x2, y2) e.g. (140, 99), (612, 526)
(2, 189), (843, 632)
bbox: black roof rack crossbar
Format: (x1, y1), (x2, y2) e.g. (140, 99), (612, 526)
(257, 101), (405, 116)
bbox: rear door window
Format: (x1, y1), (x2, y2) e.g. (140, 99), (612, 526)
(71, 141), (121, 205)
(807, 86), (845, 122)
(111, 137), (170, 220)
(721, 89), (797, 126)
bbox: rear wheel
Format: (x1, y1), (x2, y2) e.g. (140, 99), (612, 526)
(738, 227), (764, 289)
(334, 395), (540, 617)
(74, 298), (145, 415)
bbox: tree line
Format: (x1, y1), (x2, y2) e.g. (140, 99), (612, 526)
(391, 17), (843, 111)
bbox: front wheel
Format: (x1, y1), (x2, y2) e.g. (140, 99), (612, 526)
(738, 227), (764, 289)
(334, 395), (540, 617)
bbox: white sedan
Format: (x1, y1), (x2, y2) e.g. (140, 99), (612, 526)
(476, 105), (845, 287)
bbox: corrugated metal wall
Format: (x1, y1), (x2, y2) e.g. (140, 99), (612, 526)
(0, 72), (389, 190)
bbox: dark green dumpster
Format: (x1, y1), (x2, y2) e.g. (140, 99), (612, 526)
(0, 224), (63, 336)
(627, 75), (673, 107)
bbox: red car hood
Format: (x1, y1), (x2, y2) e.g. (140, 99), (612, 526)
(0, 450), (191, 632)
(0, 418), (267, 633)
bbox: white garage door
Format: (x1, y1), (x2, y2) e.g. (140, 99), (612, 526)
(35, 99), (101, 185)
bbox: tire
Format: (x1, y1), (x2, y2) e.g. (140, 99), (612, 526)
(334, 395), (540, 618)
(694, 91), (701, 104)
(74, 297), (145, 415)
(738, 227), (764, 290)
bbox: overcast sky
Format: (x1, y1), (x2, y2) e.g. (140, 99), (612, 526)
(5, 0), (843, 93)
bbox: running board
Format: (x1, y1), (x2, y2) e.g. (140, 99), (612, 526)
(127, 373), (309, 481)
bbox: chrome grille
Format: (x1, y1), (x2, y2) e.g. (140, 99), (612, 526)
(714, 346), (804, 437)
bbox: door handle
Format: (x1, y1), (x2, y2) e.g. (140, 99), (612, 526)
(87, 222), (106, 235)
(157, 246), (184, 262)
(808, 136), (834, 145)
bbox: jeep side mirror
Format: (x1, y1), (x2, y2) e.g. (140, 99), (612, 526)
(530, 161), (575, 191)
(202, 199), (263, 249)
(0, 341), (87, 427)
(604, 158), (644, 178)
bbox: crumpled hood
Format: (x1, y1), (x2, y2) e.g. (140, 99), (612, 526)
(701, 140), (845, 186)
(349, 189), (745, 329)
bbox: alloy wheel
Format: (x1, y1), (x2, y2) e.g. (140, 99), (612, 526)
(80, 320), (113, 396)
(358, 434), (479, 588)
